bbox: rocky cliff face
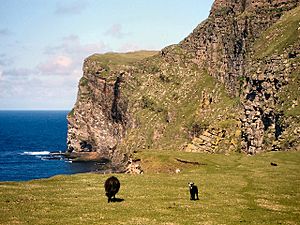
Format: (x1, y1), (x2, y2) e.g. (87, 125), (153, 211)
(240, 6), (300, 154)
(180, 0), (300, 154)
(181, 0), (299, 95)
(67, 52), (157, 165)
(67, 0), (300, 167)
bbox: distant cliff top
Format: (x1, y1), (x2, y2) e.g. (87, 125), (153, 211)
(211, 0), (299, 15)
(87, 51), (158, 68)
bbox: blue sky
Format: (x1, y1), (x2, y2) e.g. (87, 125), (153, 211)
(0, 0), (214, 110)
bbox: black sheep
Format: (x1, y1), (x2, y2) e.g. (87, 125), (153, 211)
(104, 176), (120, 203)
(188, 182), (199, 200)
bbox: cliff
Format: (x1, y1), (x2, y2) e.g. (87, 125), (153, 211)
(67, 0), (300, 169)
(179, 0), (300, 154)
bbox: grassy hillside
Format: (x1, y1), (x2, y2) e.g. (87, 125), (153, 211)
(115, 46), (242, 155)
(254, 6), (300, 59)
(88, 50), (158, 70)
(1, 151), (299, 225)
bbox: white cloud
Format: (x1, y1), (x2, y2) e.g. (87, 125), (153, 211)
(45, 35), (109, 58)
(56, 55), (72, 67)
(1, 67), (35, 79)
(40, 35), (110, 78)
(0, 54), (13, 66)
(0, 28), (13, 37)
(37, 55), (73, 75)
(0, 65), (79, 109)
(0, 66), (3, 81)
(54, 1), (88, 15)
(104, 24), (128, 39)
(0, 35), (110, 109)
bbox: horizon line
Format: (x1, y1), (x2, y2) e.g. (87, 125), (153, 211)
(0, 108), (71, 111)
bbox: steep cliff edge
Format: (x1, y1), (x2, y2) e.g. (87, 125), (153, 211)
(67, 0), (300, 168)
(66, 51), (157, 164)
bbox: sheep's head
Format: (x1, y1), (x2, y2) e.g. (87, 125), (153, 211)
(188, 182), (194, 189)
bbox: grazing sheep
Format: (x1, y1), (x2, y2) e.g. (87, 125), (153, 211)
(188, 182), (199, 200)
(104, 176), (120, 203)
(175, 168), (181, 174)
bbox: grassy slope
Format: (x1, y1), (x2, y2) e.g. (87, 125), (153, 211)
(1, 151), (300, 225)
(253, 6), (300, 59)
(88, 51), (158, 70)
(118, 48), (241, 154)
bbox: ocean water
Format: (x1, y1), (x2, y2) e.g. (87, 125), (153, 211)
(0, 111), (98, 182)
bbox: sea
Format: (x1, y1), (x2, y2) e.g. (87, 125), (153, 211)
(0, 110), (98, 182)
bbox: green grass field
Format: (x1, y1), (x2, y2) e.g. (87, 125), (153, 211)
(1, 151), (300, 225)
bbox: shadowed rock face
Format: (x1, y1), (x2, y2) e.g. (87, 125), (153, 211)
(67, 0), (300, 167)
(66, 52), (158, 164)
(66, 59), (130, 163)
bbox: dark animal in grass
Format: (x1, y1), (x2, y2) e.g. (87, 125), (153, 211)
(104, 176), (120, 203)
(188, 182), (199, 200)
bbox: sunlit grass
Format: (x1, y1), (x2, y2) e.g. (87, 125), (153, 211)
(88, 50), (158, 69)
(1, 151), (299, 225)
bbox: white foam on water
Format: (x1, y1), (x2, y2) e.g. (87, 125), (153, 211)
(22, 151), (50, 156)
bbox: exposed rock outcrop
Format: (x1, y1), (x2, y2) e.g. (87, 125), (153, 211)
(66, 54), (136, 163)
(181, 0), (299, 96)
(179, 0), (300, 154)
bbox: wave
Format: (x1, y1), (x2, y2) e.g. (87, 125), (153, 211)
(21, 151), (67, 161)
(22, 151), (50, 156)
